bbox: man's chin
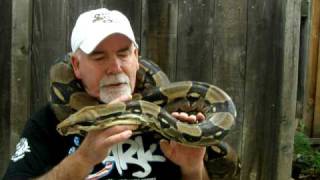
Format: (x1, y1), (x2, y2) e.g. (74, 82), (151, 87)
(99, 87), (131, 104)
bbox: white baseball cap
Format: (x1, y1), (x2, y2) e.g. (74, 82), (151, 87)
(71, 8), (138, 54)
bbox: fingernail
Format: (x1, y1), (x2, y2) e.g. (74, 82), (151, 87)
(124, 130), (132, 138)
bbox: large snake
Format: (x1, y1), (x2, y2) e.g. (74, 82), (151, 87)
(50, 53), (240, 177)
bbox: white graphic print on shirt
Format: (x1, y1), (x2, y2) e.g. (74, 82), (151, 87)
(69, 135), (166, 179)
(11, 138), (31, 162)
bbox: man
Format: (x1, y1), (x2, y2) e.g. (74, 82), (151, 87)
(4, 8), (209, 180)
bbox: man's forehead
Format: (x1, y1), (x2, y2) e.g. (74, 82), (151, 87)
(90, 42), (133, 55)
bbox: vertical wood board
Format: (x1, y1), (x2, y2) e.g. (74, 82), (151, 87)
(211, 0), (247, 162)
(311, 0), (320, 137)
(176, 0), (214, 83)
(242, 0), (281, 179)
(304, 0), (320, 136)
(31, 0), (68, 113)
(10, 0), (32, 158)
(140, 0), (178, 80)
(276, 0), (300, 179)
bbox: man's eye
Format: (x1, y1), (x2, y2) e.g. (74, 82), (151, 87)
(93, 56), (104, 61)
(118, 53), (128, 58)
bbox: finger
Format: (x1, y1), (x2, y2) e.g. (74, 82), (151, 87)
(160, 139), (174, 158)
(101, 125), (137, 138)
(189, 115), (197, 122)
(172, 112), (189, 122)
(109, 94), (132, 104)
(171, 112), (180, 117)
(103, 130), (133, 147)
(196, 112), (205, 122)
(172, 112), (197, 123)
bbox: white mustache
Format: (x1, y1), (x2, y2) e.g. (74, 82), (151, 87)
(99, 73), (130, 87)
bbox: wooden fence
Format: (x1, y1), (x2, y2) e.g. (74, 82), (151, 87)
(0, 0), (302, 179)
(303, 0), (320, 140)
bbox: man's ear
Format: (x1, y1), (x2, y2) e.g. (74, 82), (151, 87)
(71, 54), (81, 79)
(133, 48), (139, 70)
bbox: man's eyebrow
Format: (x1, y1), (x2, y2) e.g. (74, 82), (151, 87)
(117, 45), (132, 53)
(89, 51), (104, 56)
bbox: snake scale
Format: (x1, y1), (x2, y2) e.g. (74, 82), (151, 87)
(50, 53), (240, 177)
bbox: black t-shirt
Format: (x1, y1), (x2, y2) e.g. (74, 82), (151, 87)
(3, 104), (181, 180)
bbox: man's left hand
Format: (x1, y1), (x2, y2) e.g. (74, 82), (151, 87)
(159, 112), (209, 180)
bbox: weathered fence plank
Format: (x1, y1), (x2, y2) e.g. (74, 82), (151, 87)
(140, 0), (178, 80)
(311, 0), (320, 137)
(296, 0), (311, 120)
(10, 0), (32, 167)
(242, 0), (300, 179)
(0, 0), (12, 178)
(242, 0), (283, 179)
(304, 0), (320, 137)
(176, 0), (214, 83)
(276, 0), (301, 179)
(31, 0), (68, 113)
(211, 0), (247, 165)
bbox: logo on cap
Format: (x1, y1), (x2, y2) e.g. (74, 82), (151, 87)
(92, 13), (113, 23)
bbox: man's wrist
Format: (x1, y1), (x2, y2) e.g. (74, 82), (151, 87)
(180, 161), (204, 180)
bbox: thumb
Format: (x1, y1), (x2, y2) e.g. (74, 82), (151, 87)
(160, 139), (174, 159)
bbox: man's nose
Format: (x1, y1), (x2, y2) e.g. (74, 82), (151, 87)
(105, 57), (122, 74)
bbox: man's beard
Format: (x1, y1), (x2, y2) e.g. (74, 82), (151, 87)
(99, 73), (132, 104)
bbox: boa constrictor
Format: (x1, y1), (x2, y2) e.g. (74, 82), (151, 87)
(50, 53), (240, 177)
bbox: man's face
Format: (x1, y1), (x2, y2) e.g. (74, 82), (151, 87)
(71, 34), (139, 103)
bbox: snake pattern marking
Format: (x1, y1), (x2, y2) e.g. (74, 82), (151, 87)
(50, 53), (240, 177)
(50, 53), (237, 147)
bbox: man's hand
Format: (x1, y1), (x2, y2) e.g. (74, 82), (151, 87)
(159, 112), (209, 180)
(36, 95), (136, 180)
(75, 95), (136, 166)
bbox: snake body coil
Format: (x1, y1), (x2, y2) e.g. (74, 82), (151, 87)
(51, 54), (236, 147)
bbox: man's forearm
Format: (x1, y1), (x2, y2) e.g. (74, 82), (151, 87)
(181, 162), (210, 180)
(34, 152), (93, 180)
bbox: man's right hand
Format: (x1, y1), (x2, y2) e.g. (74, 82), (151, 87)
(75, 94), (136, 167)
(36, 95), (136, 180)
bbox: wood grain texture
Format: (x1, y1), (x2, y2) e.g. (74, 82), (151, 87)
(176, 0), (214, 83)
(0, 0), (12, 178)
(31, 0), (68, 113)
(140, 0), (178, 80)
(9, 0), (32, 170)
(311, 0), (320, 137)
(242, 0), (300, 179)
(276, 0), (300, 179)
(211, 0), (247, 164)
(296, 0), (311, 120)
(304, 0), (320, 136)
(242, 0), (282, 179)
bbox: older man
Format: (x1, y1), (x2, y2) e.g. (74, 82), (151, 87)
(4, 8), (209, 180)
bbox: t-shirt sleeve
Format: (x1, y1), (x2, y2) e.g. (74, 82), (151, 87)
(3, 108), (63, 179)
